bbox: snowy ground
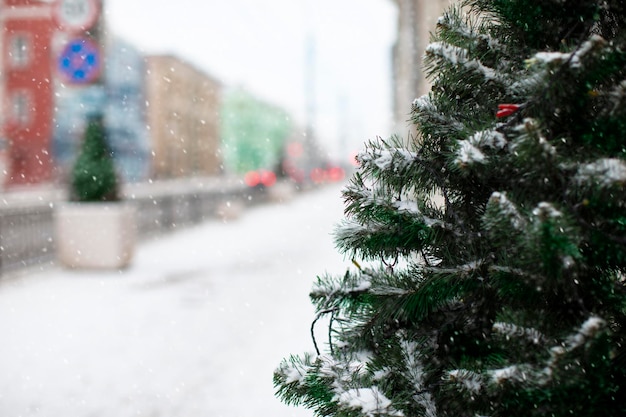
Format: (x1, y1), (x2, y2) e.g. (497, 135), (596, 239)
(0, 183), (352, 417)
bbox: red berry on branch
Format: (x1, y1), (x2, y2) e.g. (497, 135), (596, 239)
(496, 103), (520, 118)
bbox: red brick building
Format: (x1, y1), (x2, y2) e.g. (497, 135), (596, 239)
(1, 0), (106, 186)
(0, 0), (56, 186)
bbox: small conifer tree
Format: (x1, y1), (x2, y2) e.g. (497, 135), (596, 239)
(70, 113), (119, 202)
(274, 1), (626, 416)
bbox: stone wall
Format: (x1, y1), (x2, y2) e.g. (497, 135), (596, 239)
(391, 0), (451, 136)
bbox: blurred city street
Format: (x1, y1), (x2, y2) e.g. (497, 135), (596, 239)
(0, 183), (351, 417)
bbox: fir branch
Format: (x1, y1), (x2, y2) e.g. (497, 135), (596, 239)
(398, 338), (438, 417)
(447, 368), (485, 394)
(411, 94), (467, 141)
(425, 42), (502, 82)
(386, 264), (484, 324)
(276, 2), (626, 416)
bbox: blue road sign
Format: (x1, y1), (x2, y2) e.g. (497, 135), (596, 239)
(58, 37), (101, 84)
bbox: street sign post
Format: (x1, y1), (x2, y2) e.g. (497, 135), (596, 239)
(58, 37), (101, 84)
(54, 0), (100, 33)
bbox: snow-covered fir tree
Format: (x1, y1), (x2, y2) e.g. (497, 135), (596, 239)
(275, 1), (626, 416)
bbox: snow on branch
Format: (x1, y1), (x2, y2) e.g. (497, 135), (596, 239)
(511, 118), (556, 158)
(532, 202), (563, 220)
(281, 357), (311, 385)
(448, 369), (484, 394)
(455, 140), (486, 166)
(314, 353), (405, 417)
(335, 386), (404, 417)
(606, 79), (626, 115)
(488, 265), (544, 283)
(557, 315), (606, 355)
(492, 322), (545, 345)
(400, 339), (437, 417)
(436, 6), (504, 55)
(539, 316), (607, 383)
(276, 352), (401, 416)
(574, 158), (626, 189)
(310, 269), (372, 300)
(454, 129), (508, 167)
(412, 95), (435, 114)
(392, 198), (420, 216)
(426, 42), (499, 81)
(486, 191), (527, 231)
(318, 352), (372, 381)
(488, 316), (607, 387)
(341, 178), (446, 231)
(488, 364), (534, 385)
(470, 129), (508, 150)
(509, 72), (545, 97)
(412, 94), (466, 134)
(334, 215), (436, 260)
(423, 259), (485, 277)
(528, 35), (606, 69)
(358, 146), (417, 174)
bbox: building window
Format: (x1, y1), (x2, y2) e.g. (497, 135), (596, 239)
(11, 91), (31, 126)
(9, 34), (30, 67)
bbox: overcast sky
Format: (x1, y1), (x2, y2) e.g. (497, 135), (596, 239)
(104, 0), (398, 161)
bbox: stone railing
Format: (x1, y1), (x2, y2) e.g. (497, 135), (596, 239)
(0, 176), (280, 276)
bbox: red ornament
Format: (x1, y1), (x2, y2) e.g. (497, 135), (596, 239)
(496, 103), (520, 118)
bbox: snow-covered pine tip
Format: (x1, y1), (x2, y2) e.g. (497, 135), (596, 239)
(454, 129), (508, 168)
(334, 386), (404, 417)
(486, 191), (526, 230)
(574, 158), (626, 189)
(528, 35), (606, 70)
(425, 42), (497, 81)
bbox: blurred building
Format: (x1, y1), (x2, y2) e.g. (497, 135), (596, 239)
(220, 87), (293, 175)
(0, 0), (56, 186)
(391, 0), (450, 134)
(104, 37), (150, 181)
(144, 55), (222, 179)
(0, 0), (150, 186)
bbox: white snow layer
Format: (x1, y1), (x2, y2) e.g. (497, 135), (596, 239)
(489, 316), (606, 387)
(400, 339), (437, 417)
(575, 158), (626, 188)
(358, 148), (416, 172)
(412, 95), (431, 111)
(532, 202), (563, 220)
(493, 322), (543, 345)
(335, 387), (403, 417)
(393, 198), (420, 215)
(487, 192), (526, 230)
(455, 129), (508, 166)
(532, 35), (605, 69)
(456, 140), (486, 165)
(426, 42), (497, 80)
(0, 184), (351, 417)
(448, 369), (483, 394)
(310, 272), (372, 298)
(490, 365), (525, 384)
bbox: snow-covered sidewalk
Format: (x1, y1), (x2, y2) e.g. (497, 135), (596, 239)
(0, 183), (350, 417)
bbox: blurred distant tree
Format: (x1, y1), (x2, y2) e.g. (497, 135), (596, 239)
(221, 88), (293, 174)
(70, 113), (119, 202)
(274, 0), (626, 416)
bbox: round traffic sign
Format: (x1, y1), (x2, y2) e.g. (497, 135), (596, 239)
(58, 38), (101, 84)
(54, 0), (100, 32)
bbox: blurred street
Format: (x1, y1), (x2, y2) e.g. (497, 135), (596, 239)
(0, 183), (351, 417)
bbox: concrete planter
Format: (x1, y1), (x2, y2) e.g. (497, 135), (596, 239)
(55, 202), (136, 269)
